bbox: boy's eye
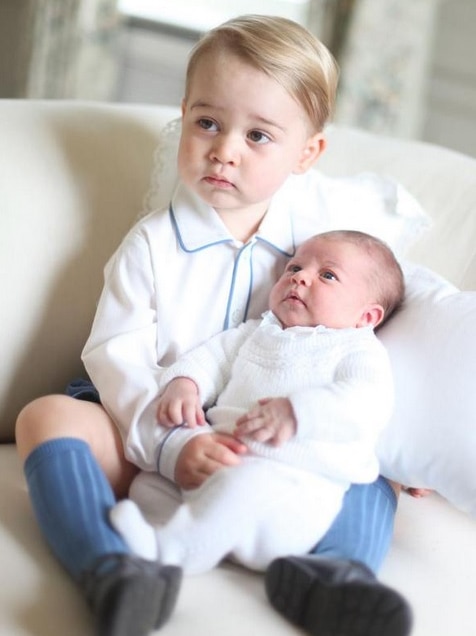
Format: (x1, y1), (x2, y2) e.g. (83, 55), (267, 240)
(321, 270), (337, 281)
(248, 130), (271, 144)
(198, 118), (218, 132)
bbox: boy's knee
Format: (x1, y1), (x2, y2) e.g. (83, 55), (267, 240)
(15, 394), (76, 459)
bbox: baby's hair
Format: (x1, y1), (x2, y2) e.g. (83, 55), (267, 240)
(185, 14), (339, 133)
(312, 230), (405, 326)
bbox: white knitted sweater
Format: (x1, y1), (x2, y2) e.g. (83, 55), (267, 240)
(159, 311), (394, 485)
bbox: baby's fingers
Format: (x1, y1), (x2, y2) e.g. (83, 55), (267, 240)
(157, 399), (195, 427)
(182, 403), (206, 428)
(234, 414), (262, 435)
(235, 419), (274, 444)
(235, 406), (261, 427)
(247, 426), (275, 444)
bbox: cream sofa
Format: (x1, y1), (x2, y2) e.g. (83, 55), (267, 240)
(1, 99), (476, 636)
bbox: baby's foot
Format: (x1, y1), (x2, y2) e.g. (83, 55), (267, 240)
(110, 499), (158, 561)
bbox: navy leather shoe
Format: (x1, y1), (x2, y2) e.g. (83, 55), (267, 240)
(80, 553), (182, 636)
(265, 556), (412, 636)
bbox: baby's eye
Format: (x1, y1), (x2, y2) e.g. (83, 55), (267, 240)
(286, 263), (302, 273)
(321, 270), (337, 281)
(248, 130), (271, 144)
(198, 118), (218, 132)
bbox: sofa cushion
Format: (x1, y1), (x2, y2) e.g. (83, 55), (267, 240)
(0, 101), (178, 440)
(378, 264), (476, 515)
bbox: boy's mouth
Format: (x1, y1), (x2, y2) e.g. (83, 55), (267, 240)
(204, 175), (234, 189)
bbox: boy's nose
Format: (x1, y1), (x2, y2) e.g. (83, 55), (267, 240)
(209, 135), (241, 165)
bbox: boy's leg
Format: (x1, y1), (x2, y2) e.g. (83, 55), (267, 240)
(313, 475), (397, 573)
(24, 436), (129, 577)
(265, 477), (413, 636)
(16, 394), (181, 636)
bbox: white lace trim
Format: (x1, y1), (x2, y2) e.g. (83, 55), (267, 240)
(139, 117), (182, 219)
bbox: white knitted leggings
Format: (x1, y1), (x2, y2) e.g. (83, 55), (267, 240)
(129, 458), (345, 574)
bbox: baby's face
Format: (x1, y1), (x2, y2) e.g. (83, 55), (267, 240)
(269, 237), (382, 329)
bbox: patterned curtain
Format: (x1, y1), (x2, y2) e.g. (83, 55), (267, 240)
(307, 0), (357, 61)
(308, 0), (441, 138)
(1, 0), (121, 99)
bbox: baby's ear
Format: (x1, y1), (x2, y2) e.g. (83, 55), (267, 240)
(357, 304), (385, 329)
(294, 132), (327, 174)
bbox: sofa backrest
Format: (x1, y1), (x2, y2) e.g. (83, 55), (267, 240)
(0, 101), (178, 441)
(1, 100), (475, 442)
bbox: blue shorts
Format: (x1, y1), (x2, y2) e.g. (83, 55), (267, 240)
(65, 378), (101, 404)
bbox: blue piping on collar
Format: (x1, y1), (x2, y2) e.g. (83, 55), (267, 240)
(169, 203), (233, 253)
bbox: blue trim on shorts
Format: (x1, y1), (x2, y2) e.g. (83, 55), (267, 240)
(65, 378), (101, 404)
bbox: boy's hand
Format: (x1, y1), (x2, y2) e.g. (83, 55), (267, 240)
(156, 377), (205, 427)
(175, 433), (248, 489)
(234, 397), (297, 446)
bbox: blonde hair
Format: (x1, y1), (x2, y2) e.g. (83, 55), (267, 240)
(185, 14), (339, 133)
(314, 230), (405, 325)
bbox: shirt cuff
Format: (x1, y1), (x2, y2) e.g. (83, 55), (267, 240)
(156, 423), (212, 482)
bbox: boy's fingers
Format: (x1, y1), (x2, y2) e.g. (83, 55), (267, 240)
(213, 433), (248, 456)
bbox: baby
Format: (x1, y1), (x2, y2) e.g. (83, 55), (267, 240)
(111, 230), (404, 625)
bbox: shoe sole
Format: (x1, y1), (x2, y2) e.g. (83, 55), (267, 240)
(154, 566), (183, 629)
(100, 567), (182, 636)
(265, 557), (413, 636)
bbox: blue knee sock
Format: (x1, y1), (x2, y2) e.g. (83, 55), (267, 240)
(312, 476), (397, 574)
(24, 437), (130, 580)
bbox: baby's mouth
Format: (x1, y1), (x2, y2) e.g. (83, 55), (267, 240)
(285, 292), (305, 306)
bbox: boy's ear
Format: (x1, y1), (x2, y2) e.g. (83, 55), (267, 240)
(294, 132), (327, 174)
(181, 98), (187, 116)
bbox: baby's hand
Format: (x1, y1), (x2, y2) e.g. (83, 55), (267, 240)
(234, 397), (296, 446)
(404, 487), (432, 499)
(156, 377), (205, 428)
